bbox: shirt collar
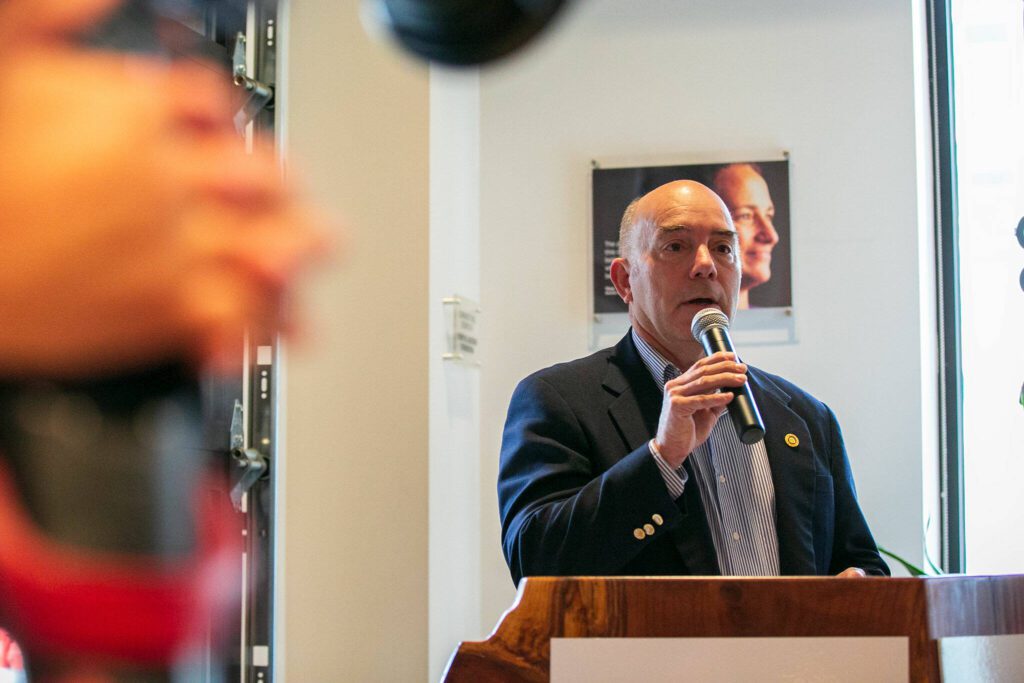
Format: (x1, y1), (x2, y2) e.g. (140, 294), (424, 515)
(631, 328), (677, 391)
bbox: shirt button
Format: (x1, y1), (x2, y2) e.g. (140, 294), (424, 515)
(718, 474), (726, 484)
(732, 531), (740, 542)
(634, 528), (646, 540)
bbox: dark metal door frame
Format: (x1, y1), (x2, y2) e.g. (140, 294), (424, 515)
(925, 0), (965, 574)
(196, 2), (281, 680)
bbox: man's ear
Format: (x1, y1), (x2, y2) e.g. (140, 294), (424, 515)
(610, 257), (631, 304)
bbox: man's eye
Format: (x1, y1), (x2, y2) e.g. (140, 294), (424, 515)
(733, 211), (753, 223)
(715, 243), (734, 255)
(664, 242), (682, 252)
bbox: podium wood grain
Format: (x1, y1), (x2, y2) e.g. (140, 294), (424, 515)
(442, 575), (1024, 682)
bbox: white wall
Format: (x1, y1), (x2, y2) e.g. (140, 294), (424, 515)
(428, 66), (483, 678)
(434, 0), (937, 648)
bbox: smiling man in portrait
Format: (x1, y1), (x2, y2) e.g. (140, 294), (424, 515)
(712, 163), (780, 309)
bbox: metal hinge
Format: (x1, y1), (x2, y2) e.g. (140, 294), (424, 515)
(232, 32), (274, 132)
(229, 399), (267, 511)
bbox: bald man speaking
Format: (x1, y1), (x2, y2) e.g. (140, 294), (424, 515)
(497, 181), (887, 584)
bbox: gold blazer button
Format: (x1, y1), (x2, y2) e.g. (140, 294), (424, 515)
(785, 433), (800, 448)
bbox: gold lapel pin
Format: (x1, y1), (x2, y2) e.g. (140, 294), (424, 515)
(784, 433), (800, 448)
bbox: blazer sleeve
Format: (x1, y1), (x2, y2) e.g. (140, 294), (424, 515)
(498, 373), (684, 585)
(825, 405), (890, 576)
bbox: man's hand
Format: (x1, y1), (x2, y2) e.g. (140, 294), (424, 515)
(654, 352), (747, 467)
(836, 567), (867, 578)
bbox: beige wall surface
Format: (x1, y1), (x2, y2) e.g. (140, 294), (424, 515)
(279, 2), (430, 680)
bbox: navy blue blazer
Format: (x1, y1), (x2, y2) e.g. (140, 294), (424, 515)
(498, 332), (888, 585)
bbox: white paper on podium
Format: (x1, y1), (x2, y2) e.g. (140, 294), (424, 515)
(939, 634), (1024, 682)
(551, 636), (908, 682)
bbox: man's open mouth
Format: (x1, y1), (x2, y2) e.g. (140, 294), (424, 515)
(684, 297), (716, 306)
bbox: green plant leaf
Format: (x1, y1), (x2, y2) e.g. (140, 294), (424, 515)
(878, 547), (933, 577)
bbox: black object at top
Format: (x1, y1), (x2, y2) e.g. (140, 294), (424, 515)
(370, 0), (571, 66)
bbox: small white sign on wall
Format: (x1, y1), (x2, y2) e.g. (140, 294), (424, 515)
(442, 295), (481, 365)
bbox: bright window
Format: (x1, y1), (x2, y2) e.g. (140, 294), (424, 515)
(951, 0), (1024, 573)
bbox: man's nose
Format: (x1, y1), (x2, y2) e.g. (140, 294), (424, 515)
(755, 212), (779, 245)
(690, 244), (717, 279)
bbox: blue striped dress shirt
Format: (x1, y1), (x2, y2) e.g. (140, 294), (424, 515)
(632, 330), (780, 576)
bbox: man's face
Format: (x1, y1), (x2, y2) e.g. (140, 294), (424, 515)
(714, 165), (778, 290)
(611, 181), (740, 361)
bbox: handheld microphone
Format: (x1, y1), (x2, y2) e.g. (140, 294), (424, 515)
(690, 308), (765, 444)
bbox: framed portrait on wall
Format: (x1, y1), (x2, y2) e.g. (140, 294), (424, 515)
(591, 154), (794, 347)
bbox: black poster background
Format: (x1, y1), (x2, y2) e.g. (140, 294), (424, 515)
(592, 159), (791, 314)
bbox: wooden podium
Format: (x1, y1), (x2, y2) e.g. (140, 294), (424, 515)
(442, 576), (1024, 682)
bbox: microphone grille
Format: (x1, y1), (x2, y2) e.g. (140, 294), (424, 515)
(691, 307), (730, 341)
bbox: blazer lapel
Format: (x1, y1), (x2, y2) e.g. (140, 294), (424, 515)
(604, 332), (720, 575)
(603, 335), (661, 452)
(748, 370), (818, 575)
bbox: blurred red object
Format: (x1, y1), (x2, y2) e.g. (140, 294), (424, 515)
(0, 462), (239, 667)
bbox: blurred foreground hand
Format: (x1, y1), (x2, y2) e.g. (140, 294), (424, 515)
(0, 0), (330, 380)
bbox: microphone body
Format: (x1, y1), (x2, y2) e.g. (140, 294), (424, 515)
(691, 309), (765, 444)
